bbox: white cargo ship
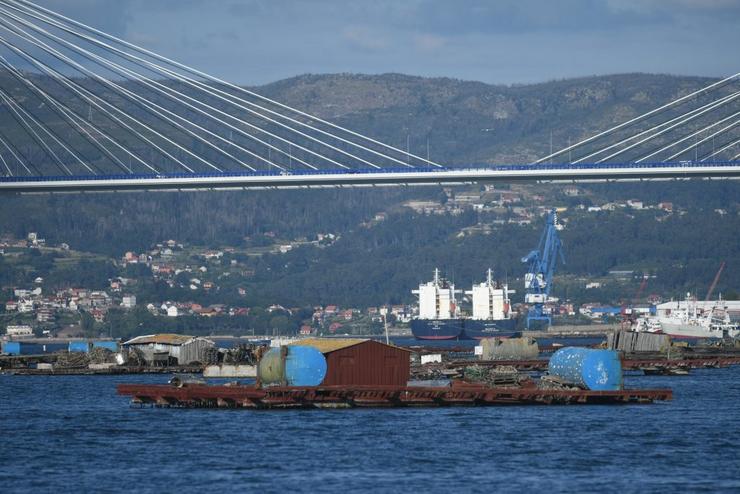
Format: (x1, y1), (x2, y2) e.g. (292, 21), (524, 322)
(410, 268), (518, 340)
(634, 294), (739, 339)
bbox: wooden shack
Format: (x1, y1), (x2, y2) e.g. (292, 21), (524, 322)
(291, 338), (410, 386)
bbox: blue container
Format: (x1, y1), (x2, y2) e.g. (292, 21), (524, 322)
(3, 341), (21, 355)
(92, 341), (119, 352)
(548, 347), (623, 391)
(68, 341), (90, 353)
(258, 346), (327, 386)
(2, 342), (46, 355)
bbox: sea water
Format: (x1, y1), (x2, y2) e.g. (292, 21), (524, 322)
(1, 368), (739, 493)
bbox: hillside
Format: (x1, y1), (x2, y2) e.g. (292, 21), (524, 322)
(1, 72), (738, 310)
(256, 72), (716, 163)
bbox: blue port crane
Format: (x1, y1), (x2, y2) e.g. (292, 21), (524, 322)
(521, 209), (565, 329)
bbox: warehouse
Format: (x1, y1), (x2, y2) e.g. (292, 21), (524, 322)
(123, 334), (214, 366)
(291, 338), (410, 386)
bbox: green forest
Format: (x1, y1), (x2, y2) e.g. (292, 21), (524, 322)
(1, 72), (738, 324)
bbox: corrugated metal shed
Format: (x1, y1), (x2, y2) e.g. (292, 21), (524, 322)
(123, 334), (194, 345)
(123, 334), (214, 365)
(291, 338), (410, 386)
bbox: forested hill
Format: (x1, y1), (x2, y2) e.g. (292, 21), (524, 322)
(256, 72), (716, 164)
(0, 70), (718, 167)
(1, 72), (738, 305)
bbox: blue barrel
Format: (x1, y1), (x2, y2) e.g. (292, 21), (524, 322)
(548, 347), (623, 391)
(258, 346), (327, 386)
(92, 341), (119, 352)
(68, 341), (90, 353)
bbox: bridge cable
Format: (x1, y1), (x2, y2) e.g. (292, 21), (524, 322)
(0, 10), (322, 172)
(632, 108), (740, 162)
(0, 11), (284, 172)
(535, 73), (740, 164)
(10, 0), (439, 168)
(7, 0), (432, 169)
(0, 31), (162, 174)
(702, 136), (740, 161)
(0, 144), (11, 175)
(0, 18), (227, 174)
(570, 90), (740, 163)
(0, 85), (73, 174)
(593, 91), (740, 163)
(0, 33), (226, 174)
(652, 111), (740, 163)
(0, 5), (353, 172)
(0, 53), (132, 174)
(3, 6), (373, 172)
(0, 129), (32, 175)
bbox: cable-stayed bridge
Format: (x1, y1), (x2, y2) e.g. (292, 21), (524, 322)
(0, 0), (738, 192)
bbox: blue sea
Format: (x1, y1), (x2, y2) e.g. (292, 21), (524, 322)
(1, 368), (739, 493)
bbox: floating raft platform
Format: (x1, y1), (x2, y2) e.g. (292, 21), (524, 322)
(117, 382), (672, 409)
(442, 356), (740, 373)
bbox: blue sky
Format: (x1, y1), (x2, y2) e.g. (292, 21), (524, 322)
(33, 0), (740, 85)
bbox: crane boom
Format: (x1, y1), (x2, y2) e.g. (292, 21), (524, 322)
(705, 261), (726, 301)
(522, 209), (565, 329)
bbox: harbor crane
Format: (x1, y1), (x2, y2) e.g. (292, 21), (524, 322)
(522, 209), (565, 329)
(705, 261), (726, 301)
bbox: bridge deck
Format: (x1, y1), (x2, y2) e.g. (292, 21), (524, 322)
(2, 161), (739, 192)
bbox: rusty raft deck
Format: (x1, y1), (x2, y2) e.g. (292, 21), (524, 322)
(443, 356), (740, 372)
(117, 383), (672, 409)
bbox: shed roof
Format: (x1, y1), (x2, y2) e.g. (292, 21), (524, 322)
(291, 338), (410, 354)
(123, 333), (196, 346)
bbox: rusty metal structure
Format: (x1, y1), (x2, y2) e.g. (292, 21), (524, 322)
(117, 382), (672, 409)
(291, 339), (411, 386)
(415, 355), (740, 377)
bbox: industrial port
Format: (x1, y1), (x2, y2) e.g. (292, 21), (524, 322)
(1, 1), (739, 492)
(3, 205), (738, 406)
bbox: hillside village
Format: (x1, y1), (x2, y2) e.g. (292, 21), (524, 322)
(3, 179), (735, 340)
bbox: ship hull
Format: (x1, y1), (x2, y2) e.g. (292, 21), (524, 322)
(463, 318), (520, 340)
(659, 322), (736, 340)
(410, 319), (465, 340)
(411, 318), (519, 340)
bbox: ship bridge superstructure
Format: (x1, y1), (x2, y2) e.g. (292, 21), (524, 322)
(466, 269), (515, 321)
(412, 269), (461, 320)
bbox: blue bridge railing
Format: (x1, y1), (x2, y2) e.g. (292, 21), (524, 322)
(1, 160), (739, 183)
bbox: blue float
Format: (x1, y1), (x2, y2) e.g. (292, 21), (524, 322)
(258, 346), (327, 387)
(548, 347), (623, 391)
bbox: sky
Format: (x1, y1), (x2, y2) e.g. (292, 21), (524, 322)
(28, 0), (740, 86)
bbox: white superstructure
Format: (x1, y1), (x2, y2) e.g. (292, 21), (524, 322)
(465, 269), (515, 320)
(634, 294), (739, 339)
(412, 269), (461, 320)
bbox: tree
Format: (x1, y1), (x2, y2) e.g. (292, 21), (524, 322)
(80, 312), (96, 338)
(270, 315), (291, 335)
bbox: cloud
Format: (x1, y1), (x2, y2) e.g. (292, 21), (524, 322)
(342, 26), (390, 51)
(18, 0), (740, 86)
(33, 0), (135, 36)
(413, 33), (447, 52)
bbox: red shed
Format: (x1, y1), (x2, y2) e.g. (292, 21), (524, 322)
(291, 338), (410, 386)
